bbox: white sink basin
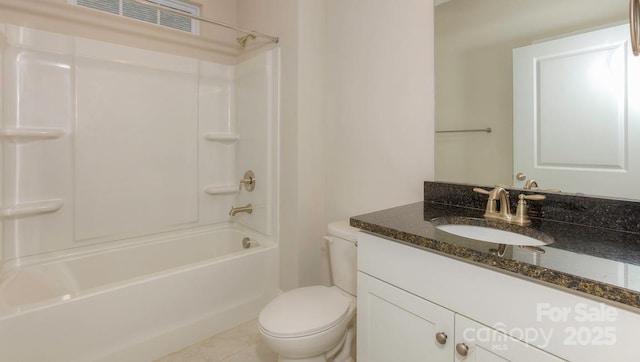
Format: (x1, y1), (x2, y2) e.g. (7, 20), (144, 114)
(435, 224), (550, 246)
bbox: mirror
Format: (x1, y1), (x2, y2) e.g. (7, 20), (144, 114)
(434, 0), (634, 199)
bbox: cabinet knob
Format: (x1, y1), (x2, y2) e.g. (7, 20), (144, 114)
(435, 332), (447, 345)
(456, 342), (469, 356)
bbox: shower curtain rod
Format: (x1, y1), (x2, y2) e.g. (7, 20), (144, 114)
(133, 0), (279, 45)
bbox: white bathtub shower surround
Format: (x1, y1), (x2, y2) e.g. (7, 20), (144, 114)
(0, 224), (279, 361)
(1, 23), (279, 261)
(0, 23), (280, 361)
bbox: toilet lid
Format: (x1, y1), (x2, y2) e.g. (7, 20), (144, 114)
(259, 286), (350, 338)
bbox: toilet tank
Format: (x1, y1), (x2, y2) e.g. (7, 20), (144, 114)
(327, 220), (359, 296)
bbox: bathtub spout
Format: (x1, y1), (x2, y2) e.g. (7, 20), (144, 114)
(229, 203), (253, 216)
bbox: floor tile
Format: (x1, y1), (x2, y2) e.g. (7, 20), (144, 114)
(156, 319), (277, 362)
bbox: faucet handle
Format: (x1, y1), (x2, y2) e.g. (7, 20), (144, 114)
(473, 187), (491, 195)
(514, 193), (545, 225)
(520, 194), (545, 201)
(239, 170), (256, 191)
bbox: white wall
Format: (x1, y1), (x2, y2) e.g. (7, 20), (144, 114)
(238, 0), (435, 290)
(324, 0), (435, 222)
(296, 1), (329, 287)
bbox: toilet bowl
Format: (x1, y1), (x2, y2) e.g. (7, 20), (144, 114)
(259, 286), (356, 361)
(258, 221), (359, 362)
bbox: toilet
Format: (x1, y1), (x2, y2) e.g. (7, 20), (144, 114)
(258, 221), (359, 362)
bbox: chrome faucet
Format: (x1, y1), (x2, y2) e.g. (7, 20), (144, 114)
(229, 203), (253, 216)
(474, 186), (545, 226)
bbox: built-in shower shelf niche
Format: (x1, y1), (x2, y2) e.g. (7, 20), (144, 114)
(204, 185), (239, 195)
(0, 128), (65, 142)
(204, 133), (240, 143)
(2, 199), (64, 218)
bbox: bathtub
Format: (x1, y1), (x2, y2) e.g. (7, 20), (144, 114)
(0, 224), (279, 362)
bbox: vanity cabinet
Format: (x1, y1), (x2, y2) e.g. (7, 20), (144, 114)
(358, 272), (563, 361)
(357, 272), (454, 361)
(357, 232), (640, 361)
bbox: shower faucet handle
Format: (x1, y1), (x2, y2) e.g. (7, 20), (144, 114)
(239, 170), (256, 191)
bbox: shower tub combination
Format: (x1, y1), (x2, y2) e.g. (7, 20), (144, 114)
(0, 224), (278, 361)
(0, 20), (280, 362)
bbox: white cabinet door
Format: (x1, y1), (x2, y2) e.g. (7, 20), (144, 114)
(454, 314), (566, 362)
(513, 24), (640, 198)
(358, 272), (454, 362)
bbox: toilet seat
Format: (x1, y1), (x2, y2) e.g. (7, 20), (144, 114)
(259, 286), (350, 338)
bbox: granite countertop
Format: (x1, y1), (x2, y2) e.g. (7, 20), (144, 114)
(350, 201), (640, 311)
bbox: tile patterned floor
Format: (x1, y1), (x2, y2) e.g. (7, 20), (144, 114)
(155, 319), (277, 362)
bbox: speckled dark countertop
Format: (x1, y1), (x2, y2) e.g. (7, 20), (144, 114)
(350, 182), (640, 312)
